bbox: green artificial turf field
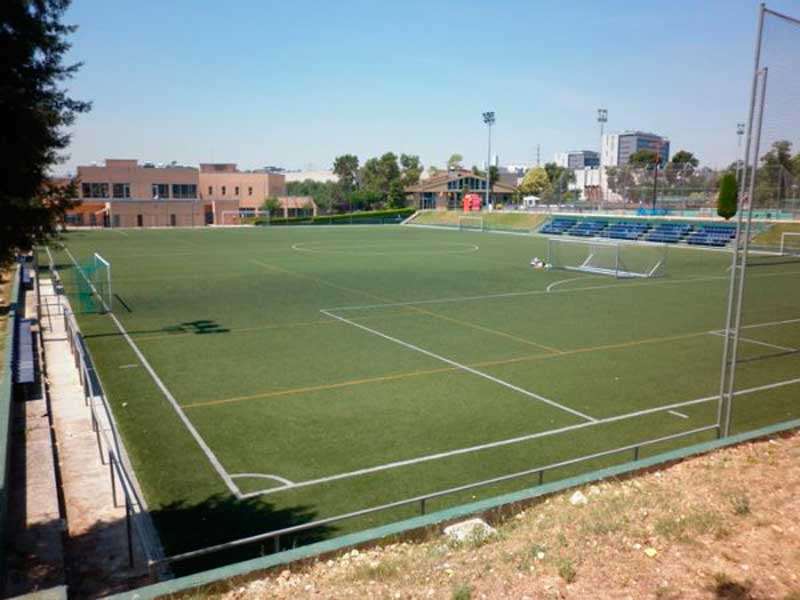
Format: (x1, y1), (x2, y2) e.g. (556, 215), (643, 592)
(48, 224), (800, 569)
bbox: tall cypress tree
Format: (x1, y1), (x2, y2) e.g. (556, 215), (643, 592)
(717, 173), (738, 220)
(1, 0), (90, 267)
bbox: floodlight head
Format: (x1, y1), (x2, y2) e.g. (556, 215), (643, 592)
(736, 123), (746, 135)
(597, 108), (608, 123)
(482, 111), (495, 125)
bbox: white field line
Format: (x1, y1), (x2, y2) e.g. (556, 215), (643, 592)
(668, 410), (690, 419)
(707, 330), (797, 353)
(241, 375), (800, 498)
(323, 268), (800, 314)
(230, 473), (296, 486)
(320, 309), (597, 423)
(62, 247), (243, 498)
(546, 276), (592, 293)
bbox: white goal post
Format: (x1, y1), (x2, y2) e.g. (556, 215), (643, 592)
(219, 210), (271, 225)
(458, 215), (484, 231)
(780, 231), (800, 255)
(546, 238), (667, 279)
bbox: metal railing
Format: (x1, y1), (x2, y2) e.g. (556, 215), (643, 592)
(41, 248), (159, 574)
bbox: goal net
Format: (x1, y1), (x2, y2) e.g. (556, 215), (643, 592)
(546, 238), (667, 279)
(220, 210), (270, 225)
(780, 232), (800, 255)
(76, 253), (112, 313)
(458, 216), (484, 231)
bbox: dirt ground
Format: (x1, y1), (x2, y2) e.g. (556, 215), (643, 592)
(211, 430), (800, 600)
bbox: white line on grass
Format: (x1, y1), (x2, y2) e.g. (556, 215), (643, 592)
(230, 473), (295, 486)
(323, 269), (800, 314)
(62, 247), (243, 498)
(241, 375), (800, 498)
(320, 309), (597, 422)
(546, 276), (592, 293)
(707, 330), (797, 353)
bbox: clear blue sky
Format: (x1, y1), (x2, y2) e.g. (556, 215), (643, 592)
(59, 0), (797, 174)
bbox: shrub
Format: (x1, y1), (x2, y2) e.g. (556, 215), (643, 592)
(718, 173), (738, 220)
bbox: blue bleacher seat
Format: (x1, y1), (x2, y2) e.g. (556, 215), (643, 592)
(13, 319), (36, 385)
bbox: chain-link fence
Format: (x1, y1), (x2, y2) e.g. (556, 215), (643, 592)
(719, 4), (800, 437)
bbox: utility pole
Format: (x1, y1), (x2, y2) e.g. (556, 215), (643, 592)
(482, 111), (495, 209)
(536, 144), (540, 167)
(652, 140), (662, 213)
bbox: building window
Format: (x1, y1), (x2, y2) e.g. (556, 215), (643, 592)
(171, 184), (197, 199)
(248, 187), (253, 196)
(235, 186), (240, 196)
(170, 214), (177, 226)
(208, 186), (213, 196)
(81, 182), (109, 198)
(112, 183), (131, 198)
(221, 186), (226, 196)
(137, 214), (143, 227)
(152, 183), (170, 199)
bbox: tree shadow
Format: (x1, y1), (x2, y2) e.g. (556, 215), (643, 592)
(151, 493), (334, 577)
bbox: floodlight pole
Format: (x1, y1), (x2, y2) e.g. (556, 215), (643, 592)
(597, 109), (608, 208)
(735, 123), (746, 182)
(482, 111), (495, 209)
(651, 140), (661, 212)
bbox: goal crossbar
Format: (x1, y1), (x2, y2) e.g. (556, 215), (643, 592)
(458, 215), (484, 231)
(780, 231), (800, 255)
(547, 238), (666, 279)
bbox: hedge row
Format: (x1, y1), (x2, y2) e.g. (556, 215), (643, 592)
(255, 208), (415, 226)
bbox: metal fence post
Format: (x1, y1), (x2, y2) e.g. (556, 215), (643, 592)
(110, 452), (117, 507)
(125, 496), (135, 567)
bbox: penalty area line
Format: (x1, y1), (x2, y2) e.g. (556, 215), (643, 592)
(320, 309), (597, 422)
(241, 375), (800, 498)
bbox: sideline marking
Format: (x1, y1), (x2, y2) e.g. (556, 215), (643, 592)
(241, 375), (800, 498)
(62, 247), (242, 498)
(321, 308), (596, 422)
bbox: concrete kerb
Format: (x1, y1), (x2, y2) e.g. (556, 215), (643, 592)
(104, 415), (800, 600)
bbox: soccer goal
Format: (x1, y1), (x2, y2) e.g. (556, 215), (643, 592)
(458, 215), (484, 231)
(546, 238), (667, 279)
(780, 231), (800, 255)
(74, 253), (112, 313)
(220, 210), (270, 226)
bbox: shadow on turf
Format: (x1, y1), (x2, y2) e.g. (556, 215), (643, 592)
(151, 493), (334, 577)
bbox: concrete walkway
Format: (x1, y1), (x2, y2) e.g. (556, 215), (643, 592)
(37, 276), (152, 598)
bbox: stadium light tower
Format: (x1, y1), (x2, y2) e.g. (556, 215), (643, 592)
(597, 109), (608, 207)
(482, 111), (495, 209)
(736, 122), (746, 182)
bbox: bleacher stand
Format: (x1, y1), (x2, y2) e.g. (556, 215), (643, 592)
(569, 220), (607, 237)
(605, 221), (650, 241)
(538, 217), (740, 248)
(645, 223), (692, 244)
(13, 319), (36, 387)
(540, 218), (577, 235)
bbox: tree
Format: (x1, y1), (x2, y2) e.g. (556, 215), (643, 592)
(399, 154), (423, 188)
(262, 197), (282, 217)
(717, 172), (738, 220)
(333, 154), (359, 191)
(518, 167), (552, 196)
(670, 150), (699, 168)
(447, 154), (464, 171)
(361, 152), (401, 201)
(628, 149), (659, 167)
(1, 0), (91, 267)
